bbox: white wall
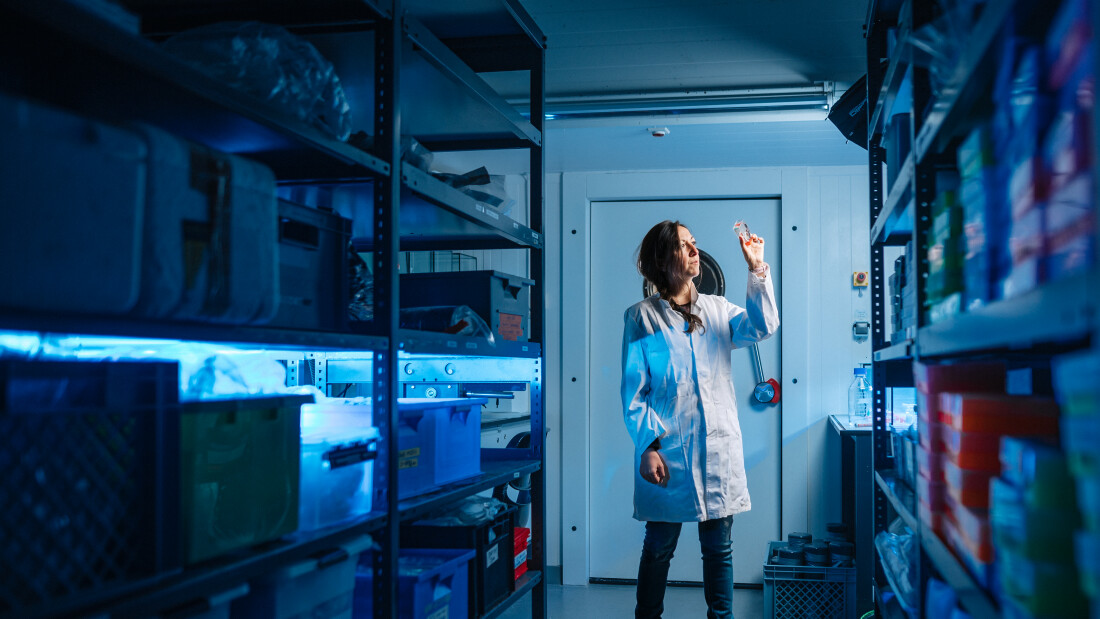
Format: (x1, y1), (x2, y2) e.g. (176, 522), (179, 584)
(803, 167), (873, 541)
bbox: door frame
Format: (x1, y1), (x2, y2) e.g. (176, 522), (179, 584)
(560, 168), (812, 585)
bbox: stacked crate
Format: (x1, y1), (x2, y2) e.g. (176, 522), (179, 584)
(913, 362), (1005, 542)
(1055, 351), (1100, 618)
(936, 393), (1060, 589)
(926, 170), (965, 323)
(991, 438), (1088, 617)
(1040, 0), (1096, 286)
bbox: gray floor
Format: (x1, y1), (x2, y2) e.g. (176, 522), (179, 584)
(496, 582), (764, 618)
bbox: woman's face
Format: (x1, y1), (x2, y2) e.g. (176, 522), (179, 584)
(676, 226), (700, 279)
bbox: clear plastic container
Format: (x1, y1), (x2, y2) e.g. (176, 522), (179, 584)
(299, 401), (379, 532)
(848, 368), (871, 424)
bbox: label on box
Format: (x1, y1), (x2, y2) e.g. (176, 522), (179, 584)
(398, 447), (420, 469)
(487, 544), (499, 567)
(426, 605), (448, 619)
(499, 313), (523, 341)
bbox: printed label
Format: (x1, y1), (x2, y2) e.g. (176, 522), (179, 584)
(398, 447), (420, 470)
(426, 604), (449, 619)
(498, 313), (524, 341)
(486, 544), (499, 567)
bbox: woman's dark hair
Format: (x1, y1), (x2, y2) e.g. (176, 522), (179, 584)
(637, 220), (704, 333)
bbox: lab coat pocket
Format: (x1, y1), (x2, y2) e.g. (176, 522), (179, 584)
(705, 401), (734, 439)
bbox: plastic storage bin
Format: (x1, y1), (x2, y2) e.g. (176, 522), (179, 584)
(991, 477), (1080, 562)
(938, 393), (1059, 433)
(763, 541), (857, 619)
(356, 548), (476, 619)
(269, 199), (351, 331)
(189, 584), (249, 619)
(401, 505), (517, 616)
(130, 123), (279, 324)
(0, 360), (181, 614)
(0, 92), (147, 314)
(181, 395), (310, 564)
(514, 527), (531, 581)
(299, 401), (380, 532)
(233, 534), (372, 619)
(397, 398), (486, 499)
(943, 426), (1002, 471)
(944, 458), (996, 508)
(400, 270), (535, 342)
(918, 444), (946, 481)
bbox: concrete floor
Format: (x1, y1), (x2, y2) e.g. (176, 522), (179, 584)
(496, 582), (764, 618)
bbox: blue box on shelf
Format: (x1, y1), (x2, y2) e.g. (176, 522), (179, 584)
(397, 398), (487, 499)
(0, 360), (182, 614)
(356, 548), (476, 619)
(233, 533), (373, 619)
(401, 505), (518, 616)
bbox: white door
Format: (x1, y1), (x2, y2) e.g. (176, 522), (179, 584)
(589, 199), (783, 585)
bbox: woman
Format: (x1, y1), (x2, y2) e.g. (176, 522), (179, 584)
(621, 220), (779, 619)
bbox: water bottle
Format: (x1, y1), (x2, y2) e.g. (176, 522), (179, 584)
(848, 368), (871, 424)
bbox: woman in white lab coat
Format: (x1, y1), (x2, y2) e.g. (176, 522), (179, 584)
(621, 220), (779, 619)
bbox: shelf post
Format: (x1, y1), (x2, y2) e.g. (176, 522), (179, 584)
(375, 4), (402, 618)
(866, 10), (891, 612)
(528, 30), (549, 619)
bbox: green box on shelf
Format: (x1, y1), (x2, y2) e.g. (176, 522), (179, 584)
(181, 395), (310, 565)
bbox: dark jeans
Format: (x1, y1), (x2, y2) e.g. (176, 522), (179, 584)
(635, 516), (734, 619)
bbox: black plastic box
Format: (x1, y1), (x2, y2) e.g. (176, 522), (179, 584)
(401, 505), (517, 617)
(0, 360), (181, 614)
(269, 200), (351, 331)
(400, 270), (534, 341)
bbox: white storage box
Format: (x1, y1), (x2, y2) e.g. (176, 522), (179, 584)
(0, 92), (146, 314)
(299, 401), (379, 532)
(131, 123), (279, 324)
(233, 534), (373, 619)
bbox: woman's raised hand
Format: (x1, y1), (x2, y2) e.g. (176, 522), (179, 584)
(739, 233), (765, 272)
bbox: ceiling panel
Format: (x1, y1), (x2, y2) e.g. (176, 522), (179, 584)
(508, 0), (867, 98)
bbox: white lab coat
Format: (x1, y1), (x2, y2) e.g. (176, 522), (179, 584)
(621, 266), (779, 522)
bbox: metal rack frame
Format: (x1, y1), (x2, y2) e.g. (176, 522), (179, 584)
(0, 0), (548, 617)
(865, 1), (1100, 617)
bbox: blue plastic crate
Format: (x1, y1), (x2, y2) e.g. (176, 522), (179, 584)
(397, 398), (486, 499)
(764, 542), (857, 619)
(356, 548), (475, 619)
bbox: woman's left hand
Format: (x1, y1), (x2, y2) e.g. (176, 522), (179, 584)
(739, 233), (765, 272)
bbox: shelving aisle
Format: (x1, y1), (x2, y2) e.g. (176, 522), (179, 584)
(866, 0), (1099, 617)
(0, 0), (548, 618)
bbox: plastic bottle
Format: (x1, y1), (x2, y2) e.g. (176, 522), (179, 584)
(848, 368), (872, 424)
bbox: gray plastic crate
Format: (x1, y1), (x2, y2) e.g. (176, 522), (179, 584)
(764, 542), (857, 619)
(400, 270), (534, 341)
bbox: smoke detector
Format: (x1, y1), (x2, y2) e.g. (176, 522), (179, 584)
(647, 126), (670, 137)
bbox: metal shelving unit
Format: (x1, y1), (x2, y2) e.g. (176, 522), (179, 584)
(866, 0), (1100, 617)
(0, 0), (548, 617)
